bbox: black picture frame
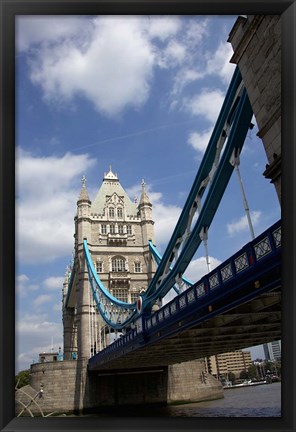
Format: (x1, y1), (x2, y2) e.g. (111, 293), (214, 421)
(1, 1), (295, 431)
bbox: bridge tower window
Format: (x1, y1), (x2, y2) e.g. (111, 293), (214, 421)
(118, 224), (124, 234)
(101, 224), (107, 234)
(112, 257), (126, 272)
(109, 207), (115, 218)
(109, 224), (115, 234)
(112, 288), (128, 302)
(130, 292), (139, 303)
(96, 261), (103, 273)
(127, 225), (132, 235)
(134, 262), (141, 273)
(117, 207), (123, 218)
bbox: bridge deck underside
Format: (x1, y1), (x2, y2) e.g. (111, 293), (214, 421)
(89, 289), (281, 371)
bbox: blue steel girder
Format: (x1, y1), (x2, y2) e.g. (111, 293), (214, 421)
(83, 240), (137, 330)
(141, 67), (246, 302)
(148, 240), (193, 294)
(141, 87), (253, 313)
(65, 260), (77, 308)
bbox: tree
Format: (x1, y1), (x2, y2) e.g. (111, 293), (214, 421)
(15, 369), (30, 388)
(239, 369), (249, 380)
(248, 364), (259, 380)
(228, 371), (236, 385)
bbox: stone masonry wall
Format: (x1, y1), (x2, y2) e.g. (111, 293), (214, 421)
(20, 358), (223, 415)
(167, 359), (223, 404)
(228, 15), (281, 202)
(25, 360), (83, 415)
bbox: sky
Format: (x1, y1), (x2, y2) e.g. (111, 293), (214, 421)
(15, 15), (281, 373)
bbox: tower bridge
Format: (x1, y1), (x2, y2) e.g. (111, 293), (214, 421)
(88, 219), (281, 371)
(26, 15), (282, 415)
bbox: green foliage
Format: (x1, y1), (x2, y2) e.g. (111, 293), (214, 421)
(239, 369), (249, 380)
(15, 369), (30, 388)
(228, 371), (236, 384)
(247, 364), (259, 380)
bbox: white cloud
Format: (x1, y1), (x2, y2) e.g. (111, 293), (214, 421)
(171, 68), (204, 97)
(187, 128), (212, 156)
(16, 274), (30, 298)
(17, 274), (29, 283)
(147, 16), (182, 41)
(16, 274), (39, 298)
(153, 202), (182, 248)
(16, 16), (89, 52)
(16, 313), (63, 371)
(205, 41), (235, 85)
(18, 16), (233, 120)
(43, 276), (65, 291)
(227, 211), (262, 237)
(163, 40), (187, 66)
(29, 16), (155, 117)
(184, 256), (222, 282)
(185, 89), (225, 123)
(33, 294), (52, 307)
(184, 19), (209, 47)
(16, 148), (96, 263)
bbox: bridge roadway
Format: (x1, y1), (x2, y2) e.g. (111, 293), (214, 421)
(88, 220), (281, 372)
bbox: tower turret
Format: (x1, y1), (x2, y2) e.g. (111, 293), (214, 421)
(138, 179), (155, 283)
(138, 179), (154, 245)
(75, 176), (92, 360)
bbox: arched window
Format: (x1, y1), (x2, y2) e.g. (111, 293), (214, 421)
(112, 256), (126, 272)
(109, 224), (115, 234)
(117, 207), (123, 218)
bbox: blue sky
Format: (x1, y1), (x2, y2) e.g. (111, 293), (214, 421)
(15, 15), (281, 372)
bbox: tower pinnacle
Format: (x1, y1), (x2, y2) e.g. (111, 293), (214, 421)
(78, 175), (90, 202)
(139, 178), (151, 205)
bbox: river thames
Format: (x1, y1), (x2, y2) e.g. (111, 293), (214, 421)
(88, 382), (281, 417)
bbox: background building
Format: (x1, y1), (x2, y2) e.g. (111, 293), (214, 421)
(206, 350), (252, 379)
(263, 340), (281, 361)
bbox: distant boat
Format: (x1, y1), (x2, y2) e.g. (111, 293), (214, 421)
(223, 379), (267, 389)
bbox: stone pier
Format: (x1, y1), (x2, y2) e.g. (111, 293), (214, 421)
(15, 359), (223, 416)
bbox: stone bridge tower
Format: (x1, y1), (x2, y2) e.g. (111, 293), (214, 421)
(228, 15), (281, 203)
(62, 167), (156, 361)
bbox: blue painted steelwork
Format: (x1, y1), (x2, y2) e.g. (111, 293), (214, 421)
(140, 87), (253, 313)
(148, 240), (193, 294)
(65, 264), (75, 308)
(83, 239), (137, 330)
(88, 220), (281, 370)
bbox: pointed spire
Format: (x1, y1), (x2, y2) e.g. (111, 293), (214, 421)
(78, 175), (91, 202)
(139, 178), (151, 205)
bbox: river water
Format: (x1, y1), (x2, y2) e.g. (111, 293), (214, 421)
(90, 382), (281, 417)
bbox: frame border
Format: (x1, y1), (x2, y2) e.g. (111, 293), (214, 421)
(1, 1), (295, 431)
